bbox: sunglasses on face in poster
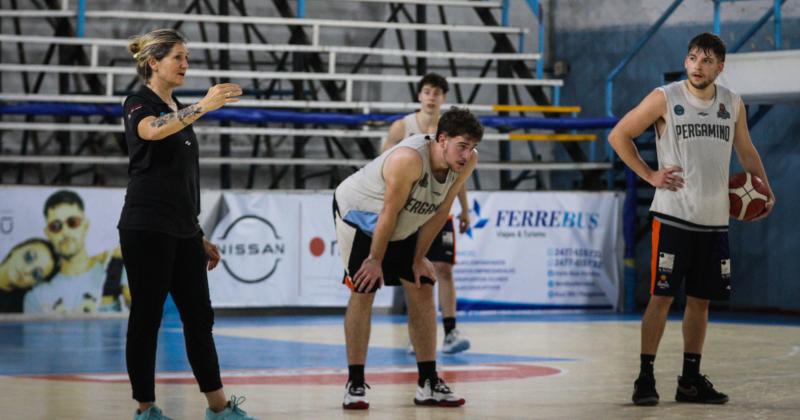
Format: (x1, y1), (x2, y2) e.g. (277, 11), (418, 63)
(47, 216), (83, 233)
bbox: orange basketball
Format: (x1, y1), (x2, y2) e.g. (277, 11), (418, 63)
(729, 172), (769, 221)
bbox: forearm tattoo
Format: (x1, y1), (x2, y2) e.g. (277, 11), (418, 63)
(148, 104), (203, 129)
(177, 104), (203, 126)
(149, 113), (175, 128)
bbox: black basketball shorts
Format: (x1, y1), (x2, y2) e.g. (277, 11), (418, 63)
(333, 199), (435, 294)
(650, 219), (731, 301)
(426, 216), (456, 264)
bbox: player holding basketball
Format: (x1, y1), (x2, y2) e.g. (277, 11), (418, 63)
(609, 32), (775, 406)
(383, 73), (471, 355)
(335, 107), (482, 409)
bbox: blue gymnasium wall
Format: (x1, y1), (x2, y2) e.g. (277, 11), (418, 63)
(552, 22), (800, 311)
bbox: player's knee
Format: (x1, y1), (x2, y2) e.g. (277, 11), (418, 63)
(349, 290), (376, 305)
(433, 263), (453, 282)
(686, 295), (710, 308)
(436, 270), (453, 284)
(649, 294), (674, 309)
(405, 284), (435, 305)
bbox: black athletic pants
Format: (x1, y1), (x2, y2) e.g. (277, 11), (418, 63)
(119, 229), (222, 402)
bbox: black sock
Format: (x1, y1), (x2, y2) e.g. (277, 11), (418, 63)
(443, 317), (456, 336)
(640, 354), (656, 376)
(348, 364), (365, 385)
(682, 353), (701, 379)
(417, 361), (437, 387)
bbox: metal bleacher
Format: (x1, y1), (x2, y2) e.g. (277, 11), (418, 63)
(0, 0), (608, 189)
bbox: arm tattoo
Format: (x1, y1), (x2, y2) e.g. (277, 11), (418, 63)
(177, 104), (203, 126)
(149, 113), (175, 128)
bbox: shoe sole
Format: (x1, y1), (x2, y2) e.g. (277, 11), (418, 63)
(442, 341), (470, 355)
(414, 398), (466, 407)
(632, 396), (659, 406)
(343, 401), (369, 410)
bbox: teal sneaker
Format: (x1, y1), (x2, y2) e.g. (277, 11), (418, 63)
(133, 405), (173, 420)
(205, 396), (258, 420)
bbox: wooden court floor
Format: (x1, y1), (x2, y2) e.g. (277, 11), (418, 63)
(1, 312), (798, 419)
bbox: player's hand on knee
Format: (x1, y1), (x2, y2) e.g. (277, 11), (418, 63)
(412, 257), (437, 289)
(458, 212), (470, 234)
(648, 166), (684, 191)
(354, 256), (383, 292)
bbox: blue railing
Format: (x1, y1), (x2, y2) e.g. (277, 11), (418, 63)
(714, 0), (784, 50)
(76, 0), (87, 37)
(605, 0), (683, 119)
(502, 0), (544, 79)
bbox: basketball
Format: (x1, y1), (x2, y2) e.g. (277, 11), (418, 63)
(729, 172), (770, 221)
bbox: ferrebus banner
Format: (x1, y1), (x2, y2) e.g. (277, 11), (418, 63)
(450, 191), (623, 311)
(0, 186), (129, 315)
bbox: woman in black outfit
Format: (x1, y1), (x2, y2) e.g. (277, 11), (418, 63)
(120, 28), (255, 420)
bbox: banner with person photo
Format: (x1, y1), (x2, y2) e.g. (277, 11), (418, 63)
(0, 186), (129, 315)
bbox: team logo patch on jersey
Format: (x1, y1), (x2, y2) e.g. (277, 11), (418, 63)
(717, 103), (730, 119)
(674, 105), (685, 116)
(127, 104), (143, 120)
(418, 173), (429, 188)
(658, 252), (675, 273)
(721, 259), (731, 278)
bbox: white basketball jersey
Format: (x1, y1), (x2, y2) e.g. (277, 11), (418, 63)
(650, 81), (740, 230)
(403, 112), (435, 138)
(335, 134), (458, 241)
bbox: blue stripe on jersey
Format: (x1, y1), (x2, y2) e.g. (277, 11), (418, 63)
(343, 210), (379, 234)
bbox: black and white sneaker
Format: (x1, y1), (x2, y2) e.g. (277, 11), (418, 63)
(675, 375), (729, 404)
(442, 329), (471, 355)
(342, 381), (370, 410)
(414, 377), (465, 407)
(632, 372), (659, 406)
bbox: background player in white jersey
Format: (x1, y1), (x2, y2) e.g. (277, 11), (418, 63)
(383, 73), (471, 354)
(609, 32), (775, 406)
(335, 107), (482, 409)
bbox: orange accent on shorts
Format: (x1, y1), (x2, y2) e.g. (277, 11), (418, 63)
(650, 219), (661, 295)
(344, 275), (354, 291)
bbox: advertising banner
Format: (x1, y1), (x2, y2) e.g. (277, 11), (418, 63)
(2, 187), (621, 313)
(0, 186), (128, 314)
(451, 191), (623, 311)
(207, 192), (302, 307)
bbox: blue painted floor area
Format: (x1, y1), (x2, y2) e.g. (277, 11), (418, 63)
(208, 311), (800, 327)
(0, 314), (568, 377)
(1, 311), (796, 376)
